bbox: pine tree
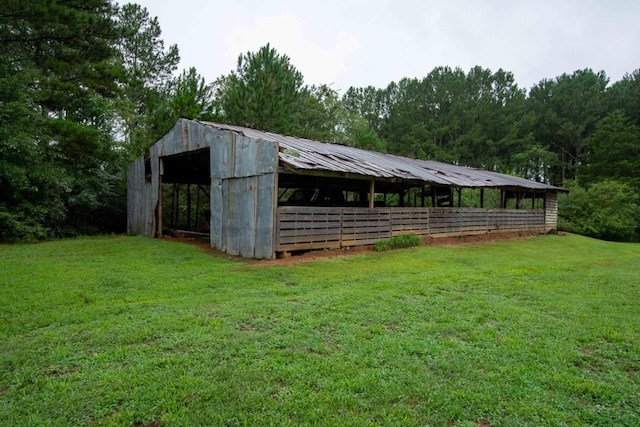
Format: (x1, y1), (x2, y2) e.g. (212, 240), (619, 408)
(0, 0), (124, 240)
(116, 2), (180, 158)
(216, 44), (304, 134)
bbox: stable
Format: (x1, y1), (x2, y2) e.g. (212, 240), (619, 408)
(128, 119), (565, 259)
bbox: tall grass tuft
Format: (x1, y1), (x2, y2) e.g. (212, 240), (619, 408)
(374, 233), (421, 251)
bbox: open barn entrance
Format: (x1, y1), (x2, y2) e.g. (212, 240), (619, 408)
(160, 148), (210, 237)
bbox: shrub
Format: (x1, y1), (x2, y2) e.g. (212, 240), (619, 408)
(559, 179), (640, 242)
(374, 234), (421, 251)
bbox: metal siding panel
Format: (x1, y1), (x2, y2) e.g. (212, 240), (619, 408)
(220, 180), (230, 251)
(257, 140), (278, 175)
(234, 136), (258, 177)
(129, 151), (154, 237)
(156, 121), (184, 157)
(210, 178), (223, 250)
(211, 133), (234, 179)
(254, 173), (276, 259)
(146, 119), (214, 158)
(184, 119), (213, 152)
(225, 176), (257, 257)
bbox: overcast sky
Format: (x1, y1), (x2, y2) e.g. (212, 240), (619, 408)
(134, 0), (640, 93)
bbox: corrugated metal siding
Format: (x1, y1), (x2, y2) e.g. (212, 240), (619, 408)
(254, 173), (277, 259)
(154, 121), (186, 157)
(210, 131), (278, 259)
(127, 157), (148, 235)
(126, 157), (157, 237)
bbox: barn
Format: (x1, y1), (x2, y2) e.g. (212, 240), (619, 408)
(128, 118), (565, 259)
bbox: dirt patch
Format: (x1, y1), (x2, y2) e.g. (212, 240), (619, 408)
(163, 231), (549, 266)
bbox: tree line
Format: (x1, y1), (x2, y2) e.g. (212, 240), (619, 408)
(1, 1), (638, 242)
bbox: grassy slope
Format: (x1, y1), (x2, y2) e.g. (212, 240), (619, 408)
(0, 235), (639, 426)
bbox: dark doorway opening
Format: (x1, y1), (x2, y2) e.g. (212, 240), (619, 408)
(160, 148), (211, 236)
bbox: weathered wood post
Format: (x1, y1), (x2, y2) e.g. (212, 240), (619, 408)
(369, 180), (375, 209)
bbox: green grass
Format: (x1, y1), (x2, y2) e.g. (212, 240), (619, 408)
(1, 235), (639, 426)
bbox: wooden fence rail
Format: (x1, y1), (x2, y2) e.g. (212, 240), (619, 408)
(276, 206), (545, 252)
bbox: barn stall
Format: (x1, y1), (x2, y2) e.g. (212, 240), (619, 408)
(128, 119), (565, 259)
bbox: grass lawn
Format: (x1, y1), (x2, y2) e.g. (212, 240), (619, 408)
(1, 234), (639, 426)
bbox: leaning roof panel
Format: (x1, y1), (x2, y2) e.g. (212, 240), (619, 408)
(198, 121), (564, 192)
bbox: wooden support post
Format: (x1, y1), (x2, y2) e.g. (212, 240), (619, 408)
(431, 187), (436, 208)
(170, 184), (175, 228)
(532, 192), (536, 209)
(421, 186), (425, 207)
(457, 188), (462, 207)
(369, 180), (375, 209)
(195, 183), (201, 229)
(480, 188), (484, 209)
(174, 184), (180, 228)
(516, 191), (523, 210)
(186, 184), (192, 230)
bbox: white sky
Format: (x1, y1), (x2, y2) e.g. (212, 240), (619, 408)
(134, 0), (640, 93)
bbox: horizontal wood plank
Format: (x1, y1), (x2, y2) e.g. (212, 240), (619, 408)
(276, 207), (546, 251)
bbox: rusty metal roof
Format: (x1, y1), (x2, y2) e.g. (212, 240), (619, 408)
(198, 121), (564, 192)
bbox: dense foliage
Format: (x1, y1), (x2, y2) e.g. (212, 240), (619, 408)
(1, 1), (638, 241)
(559, 180), (640, 242)
(339, 68), (640, 241)
(0, 0), (124, 240)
